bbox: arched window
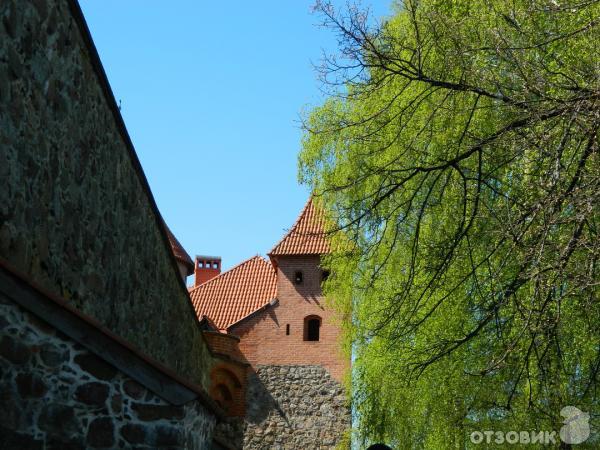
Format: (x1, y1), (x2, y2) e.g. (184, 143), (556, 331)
(304, 315), (321, 341)
(209, 367), (242, 416)
(214, 384), (233, 411)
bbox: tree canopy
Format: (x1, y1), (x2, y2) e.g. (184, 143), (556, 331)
(300, 0), (599, 447)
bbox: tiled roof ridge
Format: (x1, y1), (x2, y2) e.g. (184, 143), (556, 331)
(268, 197), (313, 255)
(189, 255), (277, 330)
(268, 196), (330, 256)
(188, 255), (269, 294)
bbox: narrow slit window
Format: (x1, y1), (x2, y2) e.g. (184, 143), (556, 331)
(294, 271), (303, 285)
(286, 324), (290, 335)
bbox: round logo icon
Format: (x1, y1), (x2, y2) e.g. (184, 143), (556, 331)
(560, 406), (590, 445)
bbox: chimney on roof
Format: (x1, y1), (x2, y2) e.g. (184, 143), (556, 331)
(194, 255), (221, 287)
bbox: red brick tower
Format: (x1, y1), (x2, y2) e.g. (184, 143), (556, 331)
(190, 198), (350, 449)
(231, 197), (347, 380)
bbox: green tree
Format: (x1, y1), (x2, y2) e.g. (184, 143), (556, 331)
(300, 1), (599, 447)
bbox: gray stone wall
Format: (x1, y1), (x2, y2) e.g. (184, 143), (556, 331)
(243, 365), (351, 449)
(0, 0), (212, 386)
(0, 297), (216, 449)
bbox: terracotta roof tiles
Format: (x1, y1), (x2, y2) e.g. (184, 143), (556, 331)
(164, 223), (194, 275)
(189, 256), (277, 331)
(269, 197), (330, 256)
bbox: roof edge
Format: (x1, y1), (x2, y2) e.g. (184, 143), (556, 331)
(189, 255), (271, 294)
(226, 297), (278, 332)
(267, 197), (313, 256)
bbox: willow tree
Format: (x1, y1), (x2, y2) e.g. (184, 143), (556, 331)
(300, 0), (599, 447)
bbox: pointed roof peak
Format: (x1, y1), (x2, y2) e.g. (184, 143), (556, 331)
(268, 197), (330, 257)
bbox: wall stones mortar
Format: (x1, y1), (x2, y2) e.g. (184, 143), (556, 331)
(0, 0), (213, 386)
(228, 255), (351, 449)
(0, 297), (216, 449)
(242, 365), (350, 449)
(0, 1), (351, 448)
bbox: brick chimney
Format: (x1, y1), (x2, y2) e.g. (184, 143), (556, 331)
(194, 255), (221, 287)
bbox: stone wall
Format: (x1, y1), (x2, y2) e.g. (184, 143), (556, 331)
(243, 365), (350, 449)
(0, 296), (217, 449)
(0, 0), (212, 386)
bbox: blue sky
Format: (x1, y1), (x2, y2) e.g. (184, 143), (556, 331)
(79, 1), (390, 275)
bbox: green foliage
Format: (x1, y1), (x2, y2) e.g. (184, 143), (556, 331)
(301, 0), (600, 447)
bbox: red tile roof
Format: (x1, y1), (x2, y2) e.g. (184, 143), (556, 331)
(269, 197), (330, 256)
(189, 256), (277, 331)
(164, 223), (194, 275)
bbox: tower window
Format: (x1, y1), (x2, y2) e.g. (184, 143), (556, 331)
(286, 324), (290, 335)
(294, 271), (303, 285)
(213, 383), (233, 413)
(304, 315), (321, 341)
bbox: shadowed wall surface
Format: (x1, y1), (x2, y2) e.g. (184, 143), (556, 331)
(0, 294), (217, 449)
(0, 0), (212, 387)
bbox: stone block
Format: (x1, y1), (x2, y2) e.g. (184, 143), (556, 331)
(16, 372), (47, 398)
(0, 335), (30, 364)
(74, 353), (117, 381)
(40, 343), (68, 367)
(86, 417), (114, 448)
(39, 403), (78, 437)
(120, 423), (146, 445)
(75, 381), (109, 407)
(122, 379), (145, 399)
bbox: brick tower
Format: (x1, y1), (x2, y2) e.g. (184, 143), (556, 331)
(190, 198), (350, 449)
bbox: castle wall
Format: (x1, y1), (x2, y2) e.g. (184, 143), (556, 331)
(0, 0), (212, 387)
(243, 365), (350, 449)
(0, 295), (217, 449)
(1, 2), (350, 448)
